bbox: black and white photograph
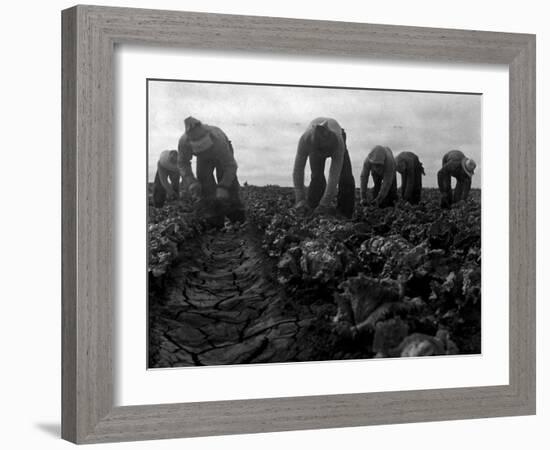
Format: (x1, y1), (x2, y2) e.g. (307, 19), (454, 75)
(147, 79), (481, 368)
(1, 0), (544, 447)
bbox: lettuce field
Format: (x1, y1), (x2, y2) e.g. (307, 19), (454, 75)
(148, 186), (481, 367)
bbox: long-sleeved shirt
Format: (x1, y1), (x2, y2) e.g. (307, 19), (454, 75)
(360, 146), (396, 203)
(156, 150), (179, 191)
(440, 150), (468, 178)
(293, 117), (345, 208)
(177, 124), (238, 189)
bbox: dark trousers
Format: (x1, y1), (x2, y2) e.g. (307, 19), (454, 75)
(307, 149), (356, 218)
(400, 166), (423, 204)
(372, 173), (398, 208)
(152, 171), (180, 207)
(438, 170), (471, 208)
(196, 157), (245, 226)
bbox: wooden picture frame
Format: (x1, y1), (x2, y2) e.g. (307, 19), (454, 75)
(61, 5), (536, 444)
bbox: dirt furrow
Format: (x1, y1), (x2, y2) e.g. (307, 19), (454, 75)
(149, 223), (317, 367)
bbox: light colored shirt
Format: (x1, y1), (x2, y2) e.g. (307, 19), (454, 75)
(155, 150), (179, 193)
(360, 146), (396, 203)
(177, 124), (238, 189)
(293, 117), (345, 207)
(158, 150), (179, 173)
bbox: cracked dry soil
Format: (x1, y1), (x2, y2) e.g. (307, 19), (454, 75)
(149, 224), (330, 367)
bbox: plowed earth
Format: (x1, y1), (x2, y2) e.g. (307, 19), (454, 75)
(148, 186), (481, 367)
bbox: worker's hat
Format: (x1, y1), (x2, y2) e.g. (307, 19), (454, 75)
(184, 116), (213, 154)
(184, 116), (203, 133)
(462, 158), (477, 177)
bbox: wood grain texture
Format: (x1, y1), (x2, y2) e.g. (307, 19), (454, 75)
(61, 6), (77, 443)
(508, 36), (536, 409)
(61, 4), (536, 444)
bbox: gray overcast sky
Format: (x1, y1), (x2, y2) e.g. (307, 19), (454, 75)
(148, 80), (481, 188)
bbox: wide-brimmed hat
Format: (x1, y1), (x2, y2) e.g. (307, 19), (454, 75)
(184, 116), (202, 132)
(184, 117), (214, 154)
(184, 116), (209, 139)
(462, 158), (477, 177)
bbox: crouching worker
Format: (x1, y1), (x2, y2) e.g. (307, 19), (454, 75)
(395, 151), (425, 205)
(293, 117), (355, 218)
(178, 116), (246, 227)
(437, 150), (476, 208)
(360, 146), (398, 208)
(152, 150), (181, 207)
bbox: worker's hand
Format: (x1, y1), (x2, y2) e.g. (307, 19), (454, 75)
(216, 186), (230, 200)
(188, 182), (202, 199)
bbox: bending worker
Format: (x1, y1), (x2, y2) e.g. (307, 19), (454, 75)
(360, 145), (398, 208)
(152, 149), (180, 208)
(437, 150), (477, 208)
(178, 116), (246, 227)
(293, 117), (355, 218)
(395, 151), (425, 205)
